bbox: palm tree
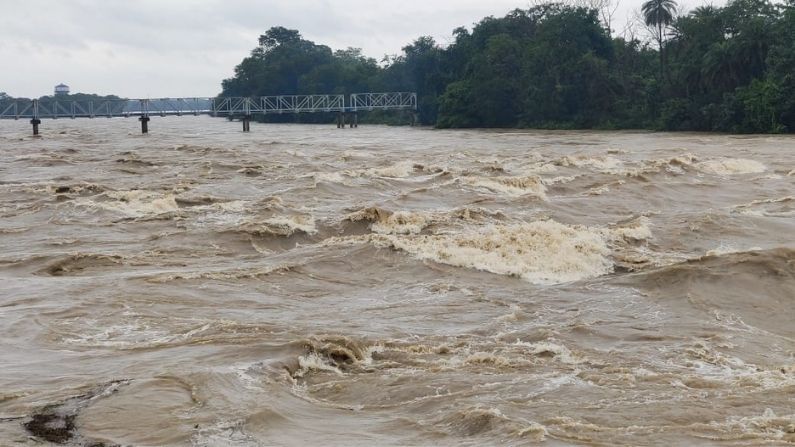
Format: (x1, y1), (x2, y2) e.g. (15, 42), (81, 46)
(642, 0), (678, 79)
(690, 5), (717, 19)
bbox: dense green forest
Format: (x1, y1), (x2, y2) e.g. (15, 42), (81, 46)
(220, 0), (795, 133)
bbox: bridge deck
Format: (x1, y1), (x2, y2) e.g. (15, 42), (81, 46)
(0, 92), (416, 120)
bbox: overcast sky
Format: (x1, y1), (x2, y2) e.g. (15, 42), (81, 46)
(0, 0), (705, 98)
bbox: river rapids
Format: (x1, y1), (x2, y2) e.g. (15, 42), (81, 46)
(1, 118), (793, 446)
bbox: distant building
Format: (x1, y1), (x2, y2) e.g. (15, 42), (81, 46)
(54, 83), (70, 96)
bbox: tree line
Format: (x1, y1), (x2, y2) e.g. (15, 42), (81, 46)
(220, 0), (795, 133)
(0, 92), (124, 107)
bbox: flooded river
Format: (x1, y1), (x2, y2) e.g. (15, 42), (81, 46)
(1, 117), (793, 445)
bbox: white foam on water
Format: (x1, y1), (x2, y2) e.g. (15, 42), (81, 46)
(587, 184), (610, 195)
(520, 162), (558, 174)
(732, 196), (794, 217)
(311, 171), (348, 184)
(658, 154), (697, 175)
(606, 216), (653, 241)
(213, 200), (249, 213)
(58, 317), (211, 349)
(463, 351), (517, 368)
(261, 215), (317, 236)
(559, 154), (624, 172)
(89, 190), (179, 217)
(464, 175), (548, 199)
(327, 216), (658, 284)
(705, 245), (762, 257)
(670, 342), (795, 392)
(191, 419), (262, 447)
(701, 409), (795, 441)
(737, 209), (767, 217)
(735, 196), (794, 208)
(189, 200), (250, 227)
(517, 422), (548, 441)
(696, 158), (767, 175)
(373, 220), (613, 285)
(371, 211), (430, 235)
(365, 160), (417, 178)
(657, 153), (697, 168)
(341, 149), (376, 159)
(294, 352), (344, 378)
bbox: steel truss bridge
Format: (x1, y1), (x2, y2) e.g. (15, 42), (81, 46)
(0, 92), (417, 134)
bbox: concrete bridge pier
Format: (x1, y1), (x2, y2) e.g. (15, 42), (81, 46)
(30, 118), (41, 136)
(242, 115), (252, 132)
(30, 99), (41, 135)
(139, 116), (150, 134)
(138, 99), (151, 134)
(350, 112), (358, 128)
(337, 112), (345, 129)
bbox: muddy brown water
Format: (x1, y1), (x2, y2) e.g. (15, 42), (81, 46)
(0, 117), (793, 446)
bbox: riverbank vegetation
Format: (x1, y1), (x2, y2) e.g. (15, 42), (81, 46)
(0, 92), (125, 110)
(224, 0), (792, 132)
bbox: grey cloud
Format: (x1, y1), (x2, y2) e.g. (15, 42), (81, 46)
(0, 0), (655, 98)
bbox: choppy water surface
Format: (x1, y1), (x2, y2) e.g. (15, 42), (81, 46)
(1, 118), (793, 446)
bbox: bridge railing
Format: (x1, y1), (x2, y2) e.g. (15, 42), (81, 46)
(0, 92), (417, 120)
(212, 95), (346, 115)
(141, 98), (214, 116)
(0, 98), (216, 119)
(1, 99), (131, 119)
(350, 92), (417, 111)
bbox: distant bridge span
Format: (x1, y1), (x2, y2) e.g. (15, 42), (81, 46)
(0, 92), (418, 134)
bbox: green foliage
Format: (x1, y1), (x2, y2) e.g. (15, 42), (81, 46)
(0, 92), (12, 112)
(736, 78), (785, 132)
(642, 0), (677, 28)
(221, 29), (335, 97)
(662, 0), (790, 132)
(437, 81), (479, 128)
(400, 36), (446, 124)
(657, 98), (694, 130)
(222, 1), (795, 133)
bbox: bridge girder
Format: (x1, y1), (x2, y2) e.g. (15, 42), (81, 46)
(0, 93), (417, 120)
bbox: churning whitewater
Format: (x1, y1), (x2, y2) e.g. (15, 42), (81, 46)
(0, 118), (793, 446)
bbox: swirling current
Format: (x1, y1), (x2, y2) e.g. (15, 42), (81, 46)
(1, 118), (793, 446)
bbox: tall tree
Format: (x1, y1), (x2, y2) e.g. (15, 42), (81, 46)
(219, 2), (794, 133)
(642, 0), (678, 79)
(400, 36), (445, 124)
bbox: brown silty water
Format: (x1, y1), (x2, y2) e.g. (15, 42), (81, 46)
(0, 117), (793, 446)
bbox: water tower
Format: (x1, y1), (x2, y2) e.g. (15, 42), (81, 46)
(54, 83), (70, 96)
